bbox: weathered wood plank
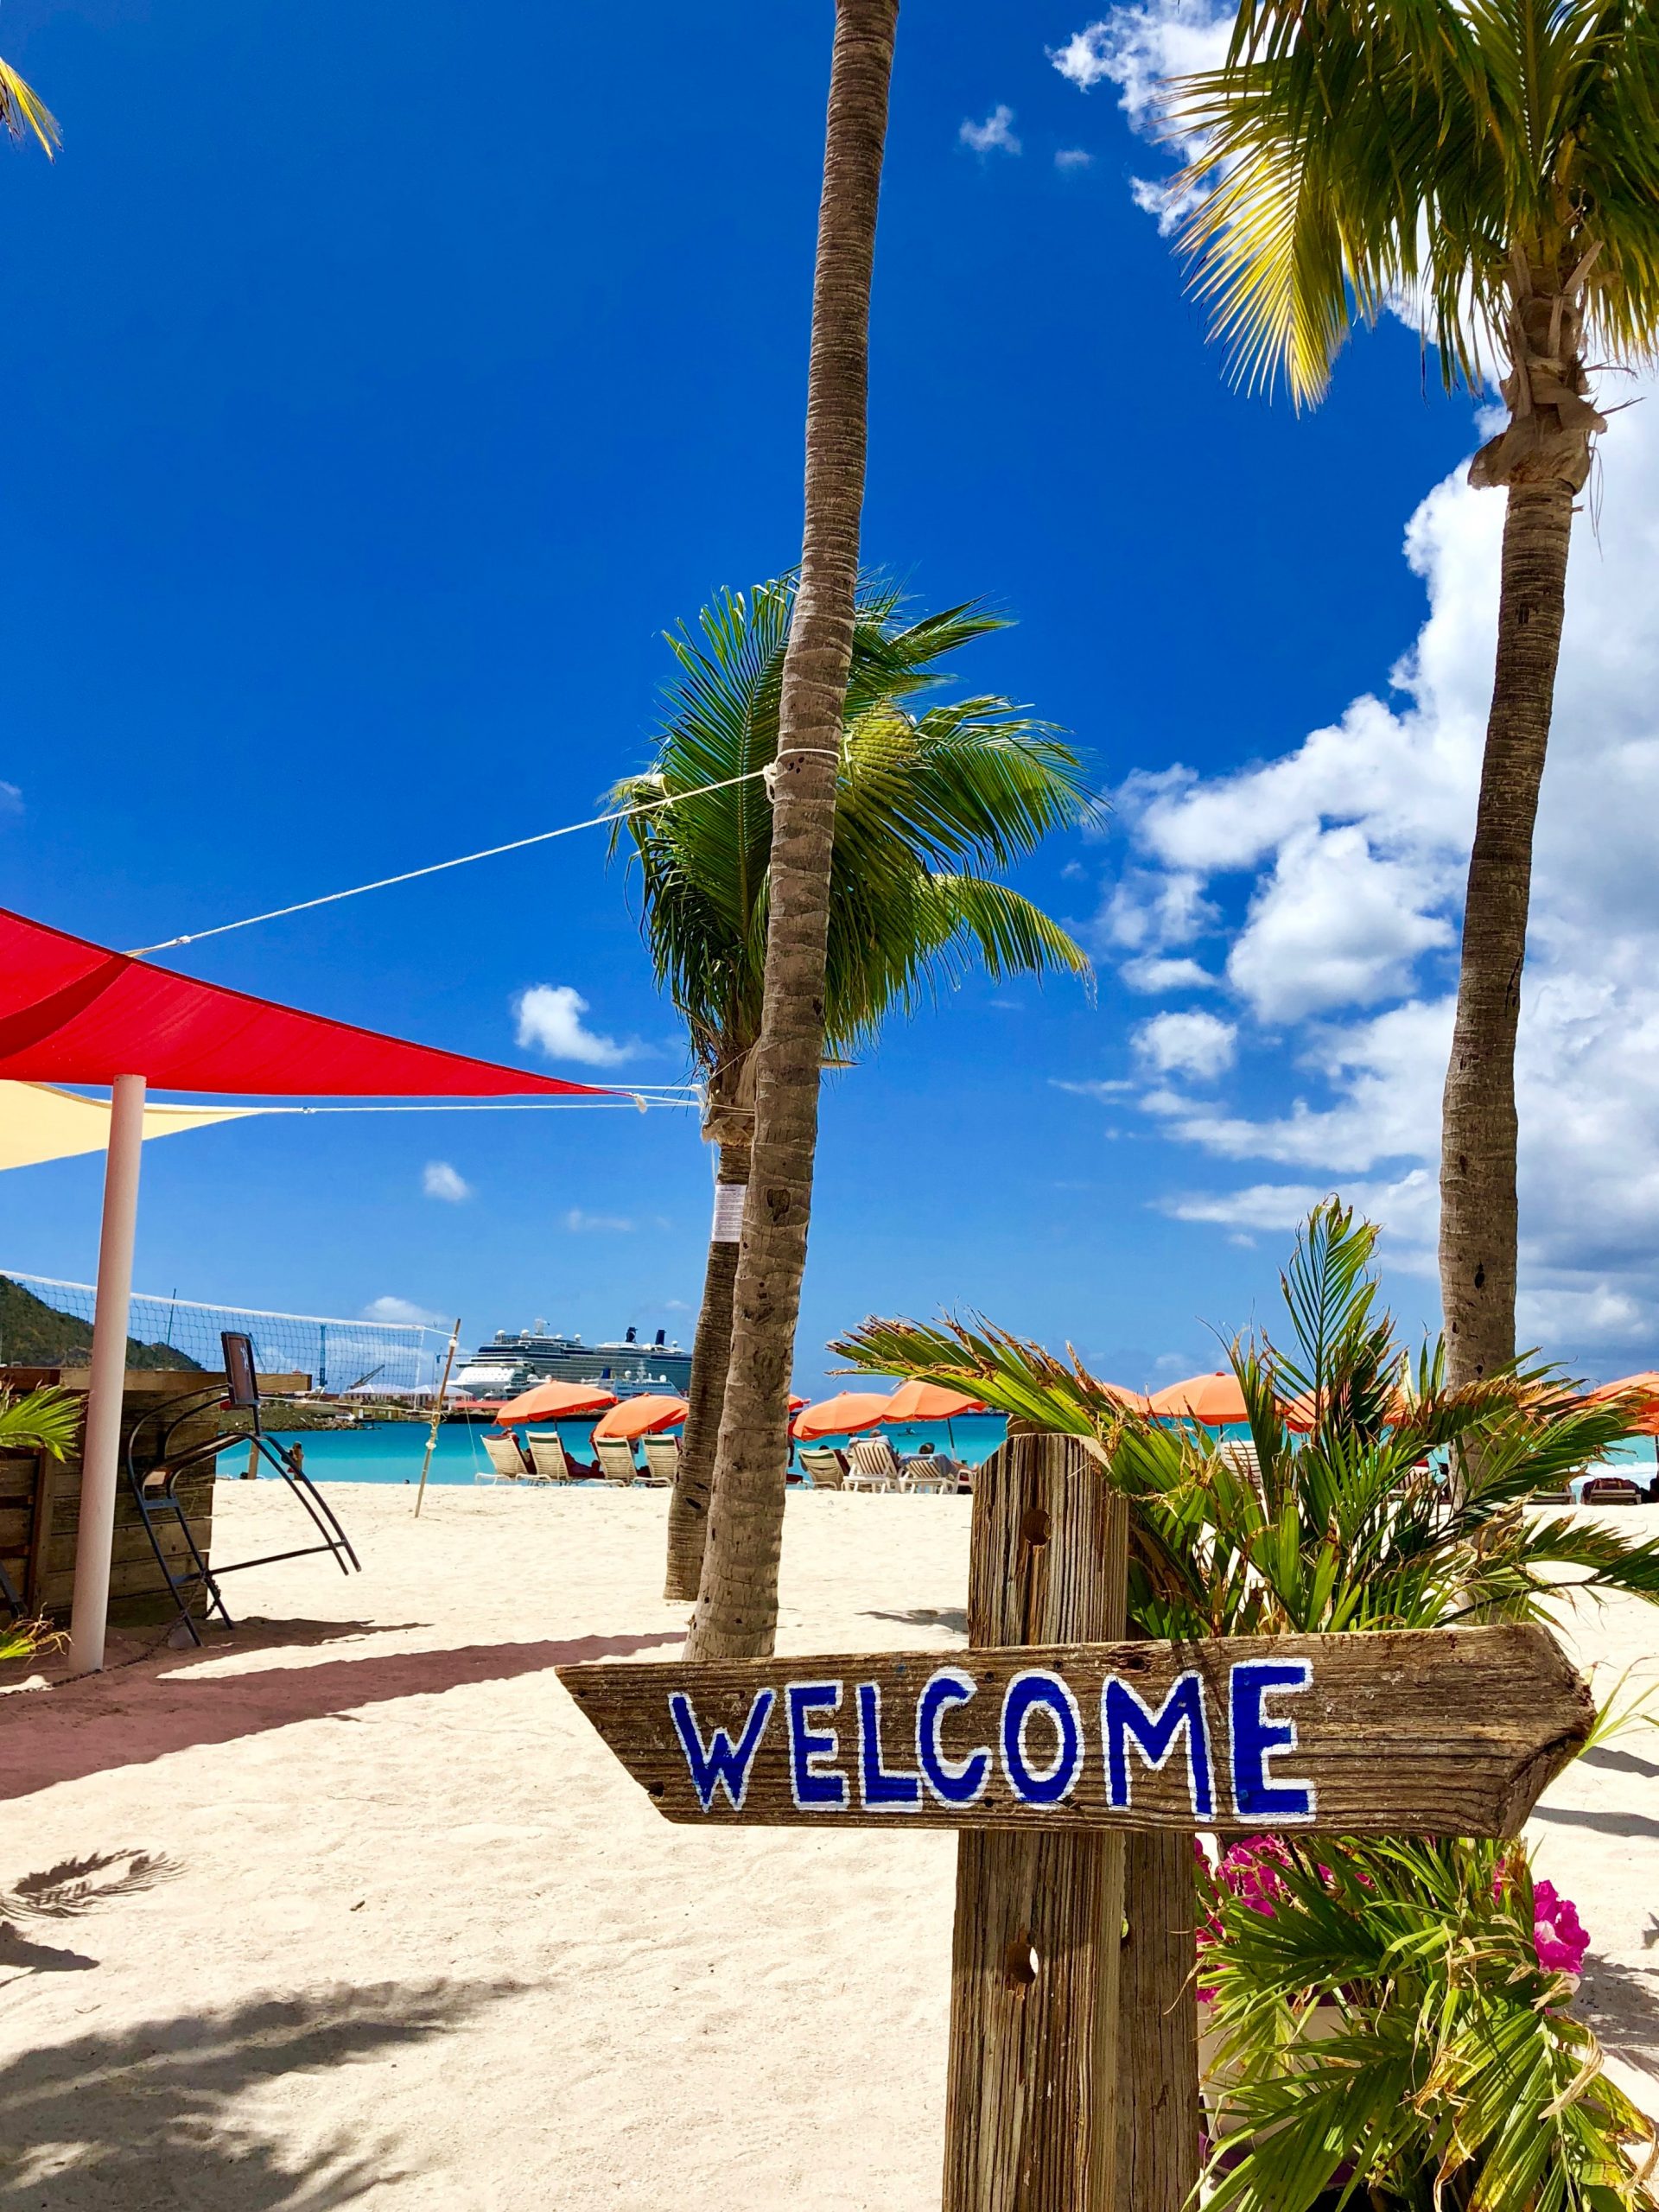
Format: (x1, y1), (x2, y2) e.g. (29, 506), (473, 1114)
(1119, 1829), (1201, 2212)
(556, 1621), (1590, 1840)
(942, 1434), (1128, 2212)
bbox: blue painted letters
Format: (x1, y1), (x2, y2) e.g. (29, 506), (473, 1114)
(916, 1667), (990, 1806)
(1102, 1670), (1215, 1817)
(787, 1681), (848, 1809)
(857, 1681), (921, 1808)
(1000, 1669), (1084, 1806)
(1229, 1659), (1316, 1820)
(669, 1688), (776, 1812)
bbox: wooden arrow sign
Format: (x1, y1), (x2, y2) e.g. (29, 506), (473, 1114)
(558, 1623), (1590, 1840)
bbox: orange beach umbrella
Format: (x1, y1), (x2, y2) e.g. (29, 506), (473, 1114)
(880, 1380), (985, 1423)
(496, 1377), (619, 1425)
(1586, 1372), (1659, 1435)
(1147, 1371), (1251, 1425)
(792, 1391), (893, 1441)
(593, 1395), (689, 1441)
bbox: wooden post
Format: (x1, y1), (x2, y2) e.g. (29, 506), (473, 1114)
(1119, 1833), (1201, 2210)
(942, 1434), (1128, 2212)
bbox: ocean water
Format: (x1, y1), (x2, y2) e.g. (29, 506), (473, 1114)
(264, 1411), (1013, 1486)
(260, 1414), (1659, 1489)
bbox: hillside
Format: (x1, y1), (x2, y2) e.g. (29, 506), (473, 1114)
(0, 1275), (204, 1371)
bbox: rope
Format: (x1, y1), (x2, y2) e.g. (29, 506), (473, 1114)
(124, 768), (772, 957)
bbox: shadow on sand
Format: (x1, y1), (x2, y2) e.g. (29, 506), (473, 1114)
(0, 1980), (513, 2209)
(1577, 1955), (1659, 2080)
(0, 1628), (684, 1802)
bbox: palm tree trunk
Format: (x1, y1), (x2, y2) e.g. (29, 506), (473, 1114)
(683, 0), (899, 1662)
(1439, 480), (1574, 1386)
(664, 1135), (749, 1602)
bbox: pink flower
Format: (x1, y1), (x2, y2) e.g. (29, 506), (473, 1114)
(1532, 1879), (1589, 1975)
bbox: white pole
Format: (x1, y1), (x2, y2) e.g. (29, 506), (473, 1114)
(68, 1073), (147, 1674)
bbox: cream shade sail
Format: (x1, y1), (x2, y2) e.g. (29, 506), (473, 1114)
(0, 1081), (262, 1172)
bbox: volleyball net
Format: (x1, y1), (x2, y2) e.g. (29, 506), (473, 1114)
(0, 1269), (449, 1392)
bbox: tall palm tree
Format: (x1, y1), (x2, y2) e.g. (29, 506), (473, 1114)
(683, 0), (901, 1662)
(1161, 0), (1659, 1387)
(614, 575), (1095, 1601)
(0, 55), (57, 157)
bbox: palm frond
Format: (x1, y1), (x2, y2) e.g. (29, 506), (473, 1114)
(612, 576), (1096, 1072)
(0, 57), (58, 157)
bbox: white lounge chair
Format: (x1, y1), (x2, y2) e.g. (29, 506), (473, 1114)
(525, 1431), (575, 1483)
(481, 1433), (527, 1483)
(594, 1437), (640, 1487)
(640, 1435), (678, 1488)
(846, 1435), (901, 1491)
(900, 1453), (957, 1495)
(798, 1445), (848, 1490)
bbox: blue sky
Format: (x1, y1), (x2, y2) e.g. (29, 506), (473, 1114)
(4, 0), (1654, 1389)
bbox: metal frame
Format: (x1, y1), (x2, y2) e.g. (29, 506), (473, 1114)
(123, 1332), (359, 1646)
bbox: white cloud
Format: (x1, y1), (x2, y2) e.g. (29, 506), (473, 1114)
(1224, 826), (1455, 1022)
(1134, 1009), (1236, 1084)
(960, 104), (1021, 156)
(1103, 373), (1659, 1363)
(1121, 954), (1217, 994)
(1048, 6), (1231, 225)
(0, 780), (21, 815)
(564, 1207), (635, 1233)
(514, 984), (635, 1067)
(422, 1160), (471, 1202)
(1055, 147), (1094, 170)
(1052, 1077), (1136, 1101)
(362, 1294), (445, 1326)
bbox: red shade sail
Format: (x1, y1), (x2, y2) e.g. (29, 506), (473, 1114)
(0, 906), (613, 1097)
(593, 1395), (689, 1441)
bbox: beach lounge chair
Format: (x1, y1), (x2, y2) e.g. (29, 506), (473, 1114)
(845, 1435), (902, 1491)
(1580, 1474), (1644, 1505)
(525, 1432), (575, 1483)
(799, 1445), (848, 1491)
(640, 1436), (678, 1488)
(482, 1433), (528, 1483)
(900, 1454), (957, 1495)
(594, 1437), (640, 1487)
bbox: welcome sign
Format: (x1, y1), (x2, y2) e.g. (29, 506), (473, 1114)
(559, 1623), (1591, 1840)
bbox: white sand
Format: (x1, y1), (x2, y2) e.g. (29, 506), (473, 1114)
(1, 1482), (1656, 2209)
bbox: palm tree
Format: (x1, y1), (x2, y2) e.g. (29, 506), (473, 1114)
(0, 55), (56, 157)
(614, 576), (1095, 1600)
(682, 0), (901, 1662)
(1158, 0), (1659, 1388)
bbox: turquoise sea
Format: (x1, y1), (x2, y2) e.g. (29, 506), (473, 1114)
(264, 1411), (1013, 1485)
(262, 1415), (1659, 1489)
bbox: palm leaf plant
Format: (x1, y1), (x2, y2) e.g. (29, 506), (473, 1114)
(0, 1384), (79, 1663)
(833, 1201), (1659, 2205)
(1144, 0), (1659, 1389)
(613, 575), (1096, 1599)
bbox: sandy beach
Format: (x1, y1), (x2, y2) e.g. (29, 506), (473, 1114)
(3, 1482), (1656, 2210)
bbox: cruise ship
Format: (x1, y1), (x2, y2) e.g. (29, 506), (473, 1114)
(454, 1321), (693, 1402)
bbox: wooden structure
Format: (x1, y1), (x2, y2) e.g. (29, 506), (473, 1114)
(0, 1365), (305, 1630)
(559, 1434), (1595, 2210)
